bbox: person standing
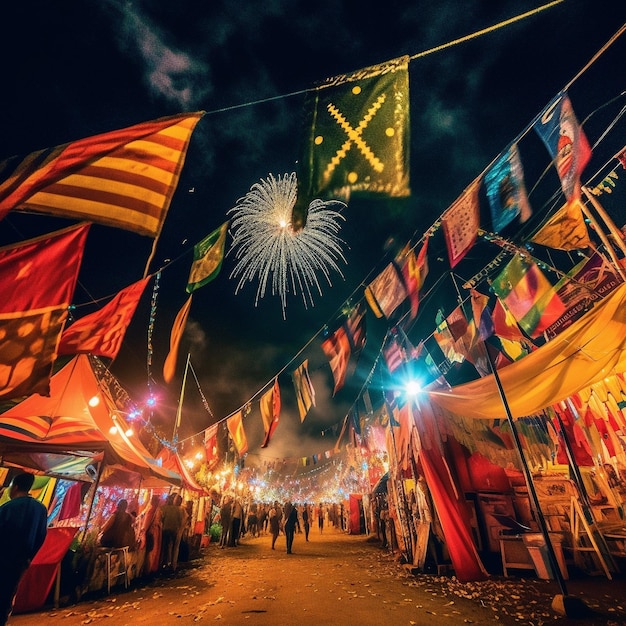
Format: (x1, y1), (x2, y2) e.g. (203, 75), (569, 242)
(140, 494), (162, 576)
(171, 494), (189, 571)
(283, 501), (297, 554)
(302, 503), (310, 542)
(160, 494), (184, 570)
(0, 472), (48, 625)
(218, 495), (232, 548)
(229, 498), (243, 546)
(317, 502), (324, 534)
(99, 499), (135, 549)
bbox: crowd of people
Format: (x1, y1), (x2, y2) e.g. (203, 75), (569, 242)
(213, 498), (346, 553)
(98, 491), (194, 576)
(0, 469), (349, 624)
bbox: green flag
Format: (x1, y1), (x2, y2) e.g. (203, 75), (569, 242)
(186, 221), (229, 293)
(299, 56), (410, 205)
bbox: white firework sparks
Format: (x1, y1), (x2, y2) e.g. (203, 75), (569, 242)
(227, 172), (347, 314)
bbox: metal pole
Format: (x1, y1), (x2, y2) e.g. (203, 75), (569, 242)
(485, 348), (569, 597)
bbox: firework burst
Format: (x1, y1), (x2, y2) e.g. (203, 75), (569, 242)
(227, 172), (347, 315)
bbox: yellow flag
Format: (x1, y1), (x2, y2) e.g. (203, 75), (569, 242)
(531, 198), (592, 250)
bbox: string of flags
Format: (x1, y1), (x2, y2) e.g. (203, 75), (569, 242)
(0, 15), (623, 474)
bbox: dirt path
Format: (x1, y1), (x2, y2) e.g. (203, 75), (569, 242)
(9, 526), (626, 626)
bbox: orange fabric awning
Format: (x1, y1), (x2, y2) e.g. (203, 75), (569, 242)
(427, 282), (626, 419)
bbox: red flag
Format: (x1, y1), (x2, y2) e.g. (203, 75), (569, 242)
(396, 238), (429, 319)
(0, 113), (203, 236)
(227, 411), (248, 456)
(442, 179), (480, 267)
(383, 333), (406, 373)
(204, 423), (219, 470)
(617, 147), (626, 169)
(446, 305), (469, 341)
(321, 303), (366, 395)
(260, 378), (281, 448)
(0, 224), (90, 399)
(163, 295), (193, 384)
(58, 276), (150, 360)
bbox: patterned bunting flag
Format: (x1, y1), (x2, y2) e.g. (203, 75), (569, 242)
(291, 359), (316, 422)
(364, 262), (407, 319)
(395, 237), (429, 319)
(470, 289), (494, 341)
(186, 221), (229, 293)
(445, 305), (469, 341)
(58, 276), (150, 360)
(298, 56), (410, 205)
(0, 112), (204, 236)
(433, 310), (464, 364)
(530, 197), (592, 250)
(442, 178), (481, 268)
(321, 303), (366, 395)
(227, 411), (248, 456)
(0, 223), (89, 399)
(534, 92), (591, 201)
(491, 254), (566, 339)
(260, 377), (281, 448)
(484, 144), (532, 232)
(204, 423), (219, 470)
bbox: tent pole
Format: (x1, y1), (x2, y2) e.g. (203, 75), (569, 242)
(484, 348), (582, 615)
(79, 459), (105, 547)
(173, 353), (191, 442)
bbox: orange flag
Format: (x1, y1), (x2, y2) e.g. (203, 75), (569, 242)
(163, 295), (192, 383)
(227, 411), (248, 456)
(260, 378), (281, 448)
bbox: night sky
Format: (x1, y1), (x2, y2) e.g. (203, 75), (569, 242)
(1, 1), (625, 465)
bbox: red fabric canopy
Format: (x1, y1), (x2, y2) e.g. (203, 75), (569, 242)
(0, 355), (180, 486)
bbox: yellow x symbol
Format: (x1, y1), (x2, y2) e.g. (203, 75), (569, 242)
(323, 94), (387, 181)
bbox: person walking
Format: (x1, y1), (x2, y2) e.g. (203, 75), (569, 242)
(269, 503), (280, 550)
(283, 501), (297, 554)
(0, 472), (48, 625)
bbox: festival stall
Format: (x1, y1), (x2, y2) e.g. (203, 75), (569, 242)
(379, 283), (626, 581)
(0, 354), (182, 609)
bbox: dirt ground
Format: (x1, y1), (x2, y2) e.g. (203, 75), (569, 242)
(8, 526), (626, 626)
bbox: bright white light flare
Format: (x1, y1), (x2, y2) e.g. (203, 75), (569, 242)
(228, 173), (347, 314)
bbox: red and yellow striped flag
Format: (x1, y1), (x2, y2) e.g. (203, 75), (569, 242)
(0, 112), (204, 237)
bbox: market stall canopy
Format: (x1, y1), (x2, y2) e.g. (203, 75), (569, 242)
(0, 354), (181, 486)
(427, 282), (626, 420)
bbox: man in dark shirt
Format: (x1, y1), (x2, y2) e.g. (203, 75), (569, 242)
(0, 472), (48, 625)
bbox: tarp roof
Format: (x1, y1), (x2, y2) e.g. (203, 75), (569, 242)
(427, 282), (626, 419)
(0, 355), (181, 486)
